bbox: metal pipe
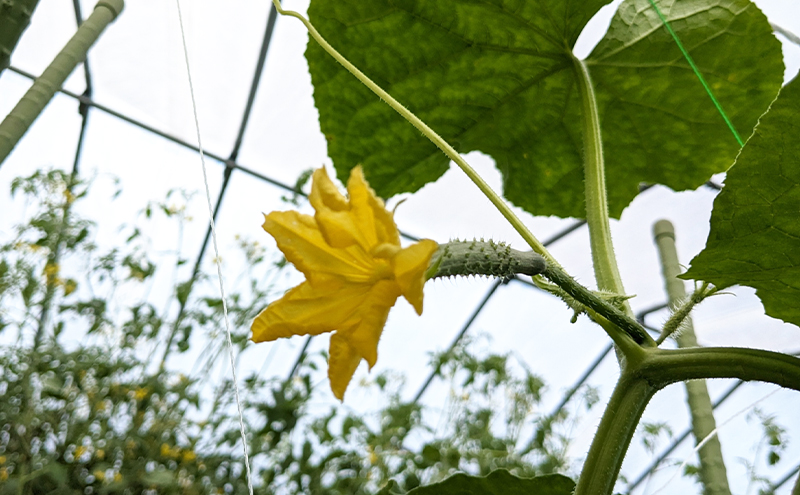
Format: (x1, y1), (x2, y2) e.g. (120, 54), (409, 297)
(0, 0), (124, 166)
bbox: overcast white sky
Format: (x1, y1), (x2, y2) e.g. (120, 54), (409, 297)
(1, 0), (799, 493)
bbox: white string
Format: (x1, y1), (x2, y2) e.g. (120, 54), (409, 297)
(174, 2), (254, 493)
(650, 387), (781, 495)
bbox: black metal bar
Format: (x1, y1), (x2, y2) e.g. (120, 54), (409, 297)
(7, 65), (425, 243)
(412, 279), (504, 403)
(765, 462), (800, 494)
(160, 165), (234, 368)
(543, 220), (585, 245)
(517, 342), (614, 455)
(552, 343), (613, 413)
(6, 66), (296, 191)
(287, 334), (314, 379)
(636, 303), (669, 324)
(71, 0), (92, 98)
(165, 5), (280, 367)
(626, 380), (745, 491)
(229, 4), (278, 161)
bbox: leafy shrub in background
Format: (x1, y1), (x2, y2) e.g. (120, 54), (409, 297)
(0, 169), (582, 494)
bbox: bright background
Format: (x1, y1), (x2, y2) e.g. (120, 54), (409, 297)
(1, 0), (799, 493)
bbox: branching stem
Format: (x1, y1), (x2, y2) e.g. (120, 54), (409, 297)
(576, 346), (800, 495)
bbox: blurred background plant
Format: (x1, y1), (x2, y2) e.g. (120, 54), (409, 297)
(0, 168), (589, 494)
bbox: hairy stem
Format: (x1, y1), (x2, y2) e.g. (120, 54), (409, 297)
(543, 263), (655, 349)
(577, 346), (800, 495)
(268, 0), (559, 266)
(639, 347), (800, 391)
(572, 56), (629, 315)
(575, 373), (657, 495)
(653, 219), (731, 495)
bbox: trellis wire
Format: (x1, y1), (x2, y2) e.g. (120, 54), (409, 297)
(174, 1), (253, 493)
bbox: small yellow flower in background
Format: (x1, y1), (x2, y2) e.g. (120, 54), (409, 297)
(251, 166), (438, 400)
(93, 469), (105, 482)
(73, 445), (87, 461)
(43, 262), (60, 287)
(133, 387), (149, 400)
(182, 450), (197, 463)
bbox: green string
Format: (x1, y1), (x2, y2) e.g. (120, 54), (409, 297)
(647, 0), (744, 147)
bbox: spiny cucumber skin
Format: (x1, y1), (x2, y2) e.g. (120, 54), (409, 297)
(429, 239), (546, 280)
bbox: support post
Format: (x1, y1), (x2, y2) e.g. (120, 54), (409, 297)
(0, 0), (124, 166)
(653, 219), (732, 495)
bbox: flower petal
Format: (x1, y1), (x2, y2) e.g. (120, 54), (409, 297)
(309, 168), (348, 211)
(263, 211), (373, 285)
(342, 280), (400, 369)
(309, 168), (363, 249)
(348, 166), (400, 248)
(251, 281), (372, 342)
(393, 239), (438, 315)
(328, 332), (361, 400)
(328, 332), (362, 401)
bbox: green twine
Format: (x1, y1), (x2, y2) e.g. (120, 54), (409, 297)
(647, 0), (744, 147)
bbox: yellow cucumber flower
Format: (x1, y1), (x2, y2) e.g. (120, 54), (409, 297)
(251, 166), (438, 400)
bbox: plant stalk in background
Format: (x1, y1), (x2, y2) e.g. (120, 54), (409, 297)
(654, 219), (731, 495)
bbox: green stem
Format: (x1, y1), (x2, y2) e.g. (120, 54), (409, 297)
(269, 0), (558, 266)
(639, 347), (800, 391)
(543, 263), (655, 348)
(572, 56), (630, 313)
(575, 373), (657, 495)
(33, 175), (77, 351)
(653, 219), (731, 495)
(576, 346), (800, 495)
(0, 0), (124, 166)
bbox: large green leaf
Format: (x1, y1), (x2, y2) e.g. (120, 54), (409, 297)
(306, 0), (782, 218)
(376, 470), (575, 495)
(683, 77), (800, 328)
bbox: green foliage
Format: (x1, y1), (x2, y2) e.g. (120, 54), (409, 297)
(0, 345), (229, 494)
(375, 469), (575, 495)
(684, 77), (800, 327)
(305, 0), (782, 218)
(0, 170), (585, 493)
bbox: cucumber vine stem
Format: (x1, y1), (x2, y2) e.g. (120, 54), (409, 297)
(268, 0), (559, 266)
(572, 55), (631, 315)
(575, 346), (800, 495)
(574, 373), (656, 495)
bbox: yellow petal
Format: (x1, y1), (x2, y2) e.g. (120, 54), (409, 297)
(310, 168), (363, 249)
(342, 280), (400, 369)
(251, 281), (372, 342)
(328, 332), (362, 401)
(347, 166), (400, 248)
(394, 239), (438, 315)
(263, 211), (373, 285)
(309, 168), (348, 211)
